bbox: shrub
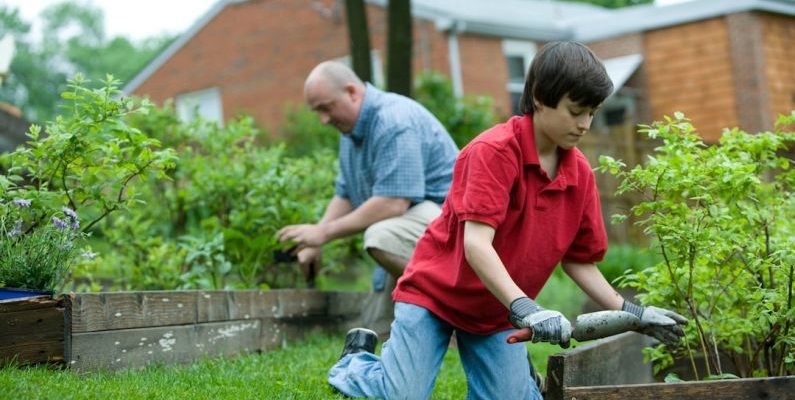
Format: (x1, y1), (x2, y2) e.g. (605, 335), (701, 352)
(0, 75), (174, 292)
(599, 112), (795, 378)
(414, 71), (496, 148)
(86, 106), (366, 291)
(598, 244), (662, 285)
(277, 104), (339, 157)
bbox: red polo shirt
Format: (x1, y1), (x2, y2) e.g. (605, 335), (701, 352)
(393, 114), (607, 335)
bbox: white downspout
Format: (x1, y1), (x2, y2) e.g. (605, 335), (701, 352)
(448, 30), (463, 98)
(436, 18), (464, 98)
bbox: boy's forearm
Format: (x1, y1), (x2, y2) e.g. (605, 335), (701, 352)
(463, 221), (525, 308)
(562, 261), (624, 310)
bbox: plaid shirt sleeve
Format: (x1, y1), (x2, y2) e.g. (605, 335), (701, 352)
(370, 129), (425, 202)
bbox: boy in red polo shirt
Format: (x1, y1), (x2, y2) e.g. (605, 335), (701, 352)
(328, 41), (687, 400)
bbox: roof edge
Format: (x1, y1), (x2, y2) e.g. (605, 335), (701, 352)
(122, 0), (245, 95)
(576, 0), (795, 42)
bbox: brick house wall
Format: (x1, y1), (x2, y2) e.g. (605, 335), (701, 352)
(136, 0), (352, 134)
(131, 1), (793, 143)
(458, 34), (513, 117)
(644, 17), (739, 142)
(727, 12), (770, 135)
(762, 13), (795, 127)
(132, 0), (510, 135)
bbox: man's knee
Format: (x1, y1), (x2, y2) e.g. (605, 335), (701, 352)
(363, 219), (396, 247)
(363, 219), (414, 260)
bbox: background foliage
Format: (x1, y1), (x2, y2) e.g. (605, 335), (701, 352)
(600, 112), (795, 379)
(0, 75), (174, 291)
(0, 2), (172, 123)
(79, 101), (368, 291)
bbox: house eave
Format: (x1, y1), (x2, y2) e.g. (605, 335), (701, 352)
(122, 0), (246, 95)
(574, 0), (795, 43)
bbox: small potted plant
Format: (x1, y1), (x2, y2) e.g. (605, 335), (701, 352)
(0, 75), (176, 298)
(0, 198), (85, 300)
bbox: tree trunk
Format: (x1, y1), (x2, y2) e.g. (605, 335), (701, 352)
(386, 0), (412, 97)
(344, 0), (372, 83)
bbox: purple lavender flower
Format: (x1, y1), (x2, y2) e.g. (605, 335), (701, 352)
(52, 216), (69, 229)
(62, 207), (80, 229)
(62, 207), (78, 220)
(12, 199), (31, 208)
(6, 220), (22, 237)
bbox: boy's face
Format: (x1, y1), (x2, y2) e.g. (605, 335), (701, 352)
(534, 95), (597, 150)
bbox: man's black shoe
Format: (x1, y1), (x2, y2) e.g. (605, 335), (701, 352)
(339, 328), (378, 360)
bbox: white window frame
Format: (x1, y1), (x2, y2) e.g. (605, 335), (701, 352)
(502, 40), (537, 113)
(175, 87), (224, 126)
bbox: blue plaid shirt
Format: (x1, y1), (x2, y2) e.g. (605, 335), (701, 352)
(335, 84), (459, 208)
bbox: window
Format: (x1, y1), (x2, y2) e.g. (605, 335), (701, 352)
(502, 40), (536, 115)
(175, 87), (223, 126)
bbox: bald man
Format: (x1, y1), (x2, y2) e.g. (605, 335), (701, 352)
(277, 61), (459, 335)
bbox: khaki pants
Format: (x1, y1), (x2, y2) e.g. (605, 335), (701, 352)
(360, 201), (442, 337)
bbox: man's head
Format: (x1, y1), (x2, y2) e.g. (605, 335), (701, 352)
(304, 61), (366, 133)
(519, 41), (613, 116)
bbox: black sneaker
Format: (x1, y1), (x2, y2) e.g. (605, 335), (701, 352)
(339, 328), (378, 360)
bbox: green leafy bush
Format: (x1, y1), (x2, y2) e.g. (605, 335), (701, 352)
(414, 71), (496, 148)
(598, 244), (662, 285)
(85, 105), (367, 291)
(0, 75), (175, 292)
(599, 112), (795, 378)
(277, 104), (340, 157)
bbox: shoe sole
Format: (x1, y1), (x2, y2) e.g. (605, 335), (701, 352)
(347, 327), (378, 336)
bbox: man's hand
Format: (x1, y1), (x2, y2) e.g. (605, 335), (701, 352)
(296, 246), (321, 269)
(276, 224), (329, 248)
(507, 297), (572, 348)
(623, 300), (688, 346)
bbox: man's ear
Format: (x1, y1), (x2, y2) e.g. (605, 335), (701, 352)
(346, 83), (364, 103)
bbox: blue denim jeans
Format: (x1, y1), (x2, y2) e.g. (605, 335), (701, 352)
(371, 265), (387, 292)
(329, 302), (542, 400)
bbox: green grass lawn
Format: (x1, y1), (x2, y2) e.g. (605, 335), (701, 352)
(1, 333), (565, 399)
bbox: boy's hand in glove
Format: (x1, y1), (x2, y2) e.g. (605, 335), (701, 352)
(623, 300), (688, 346)
(507, 297), (571, 348)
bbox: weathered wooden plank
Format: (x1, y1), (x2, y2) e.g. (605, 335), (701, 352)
(196, 290), (280, 322)
(0, 301), (64, 364)
(546, 332), (654, 400)
(69, 319), (261, 370)
(70, 291), (198, 333)
(563, 376), (795, 400)
(327, 292), (368, 317)
(0, 295), (61, 312)
(277, 289), (329, 318)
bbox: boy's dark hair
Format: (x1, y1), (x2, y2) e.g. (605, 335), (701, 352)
(520, 41), (613, 115)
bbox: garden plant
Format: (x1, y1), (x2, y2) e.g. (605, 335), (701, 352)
(599, 112), (795, 379)
(0, 74), (175, 292)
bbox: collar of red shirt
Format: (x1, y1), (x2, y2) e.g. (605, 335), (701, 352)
(516, 114), (579, 190)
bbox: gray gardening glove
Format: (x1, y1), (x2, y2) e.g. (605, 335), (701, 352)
(509, 297), (572, 348)
(622, 300), (688, 346)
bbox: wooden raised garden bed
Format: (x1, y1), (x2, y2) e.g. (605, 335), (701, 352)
(1, 289), (365, 370)
(545, 332), (794, 400)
